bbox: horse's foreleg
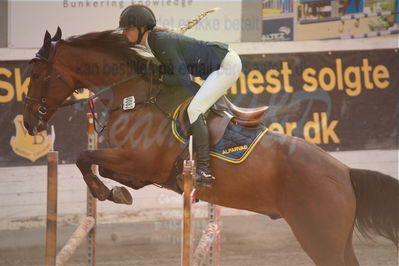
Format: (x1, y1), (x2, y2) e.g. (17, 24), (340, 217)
(76, 149), (134, 204)
(99, 166), (152, 190)
(76, 150), (112, 201)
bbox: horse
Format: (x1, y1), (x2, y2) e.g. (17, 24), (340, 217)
(23, 27), (398, 265)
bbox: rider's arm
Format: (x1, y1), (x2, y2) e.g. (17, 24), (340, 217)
(156, 45), (200, 95)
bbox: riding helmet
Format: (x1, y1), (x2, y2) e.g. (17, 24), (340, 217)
(118, 5), (156, 30)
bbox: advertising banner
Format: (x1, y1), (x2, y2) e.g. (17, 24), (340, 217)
(262, 15), (294, 41)
(227, 49), (398, 151)
(0, 49), (397, 166)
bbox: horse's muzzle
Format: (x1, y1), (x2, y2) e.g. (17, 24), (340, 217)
(23, 106), (47, 136)
(23, 120), (34, 136)
(23, 119), (44, 136)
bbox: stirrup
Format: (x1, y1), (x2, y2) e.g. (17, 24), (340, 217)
(195, 170), (215, 188)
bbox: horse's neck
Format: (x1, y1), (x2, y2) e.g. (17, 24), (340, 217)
(59, 44), (189, 112)
(59, 45), (125, 86)
(60, 45), (149, 108)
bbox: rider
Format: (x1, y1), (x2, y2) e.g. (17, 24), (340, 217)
(118, 4), (242, 187)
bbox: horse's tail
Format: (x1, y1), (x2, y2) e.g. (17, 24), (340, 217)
(349, 168), (398, 247)
(153, 8), (220, 34)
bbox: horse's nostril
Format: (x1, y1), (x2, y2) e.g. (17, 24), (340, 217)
(24, 121), (30, 131)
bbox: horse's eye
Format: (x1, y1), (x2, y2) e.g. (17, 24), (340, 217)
(32, 73), (40, 79)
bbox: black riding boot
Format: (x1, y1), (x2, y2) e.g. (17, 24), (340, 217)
(191, 113), (214, 188)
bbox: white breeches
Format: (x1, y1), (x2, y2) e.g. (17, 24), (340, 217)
(187, 49), (242, 124)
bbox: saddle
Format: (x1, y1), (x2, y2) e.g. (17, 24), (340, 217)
(177, 96), (269, 146)
(167, 96), (269, 192)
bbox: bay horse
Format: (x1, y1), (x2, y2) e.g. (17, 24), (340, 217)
(23, 28), (398, 266)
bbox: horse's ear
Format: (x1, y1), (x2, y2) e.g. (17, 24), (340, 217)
(52, 26), (62, 41)
(44, 30), (52, 44)
(38, 30), (52, 58)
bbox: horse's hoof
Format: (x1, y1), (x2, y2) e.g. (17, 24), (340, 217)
(111, 186), (133, 205)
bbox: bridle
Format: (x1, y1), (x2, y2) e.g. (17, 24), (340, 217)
(25, 40), (172, 133)
(25, 41), (77, 118)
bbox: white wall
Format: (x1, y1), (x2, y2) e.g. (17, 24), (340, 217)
(8, 0), (243, 48)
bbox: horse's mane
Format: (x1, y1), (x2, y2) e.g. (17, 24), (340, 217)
(63, 30), (147, 64)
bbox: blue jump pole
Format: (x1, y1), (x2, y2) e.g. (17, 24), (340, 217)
(322, 29), (399, 40)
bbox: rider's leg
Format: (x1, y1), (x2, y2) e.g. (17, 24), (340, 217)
(190, 113), (213, 186)
(187, 49), (242, 187)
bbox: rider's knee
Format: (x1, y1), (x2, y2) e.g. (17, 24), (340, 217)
(187, 105), (204, 123)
